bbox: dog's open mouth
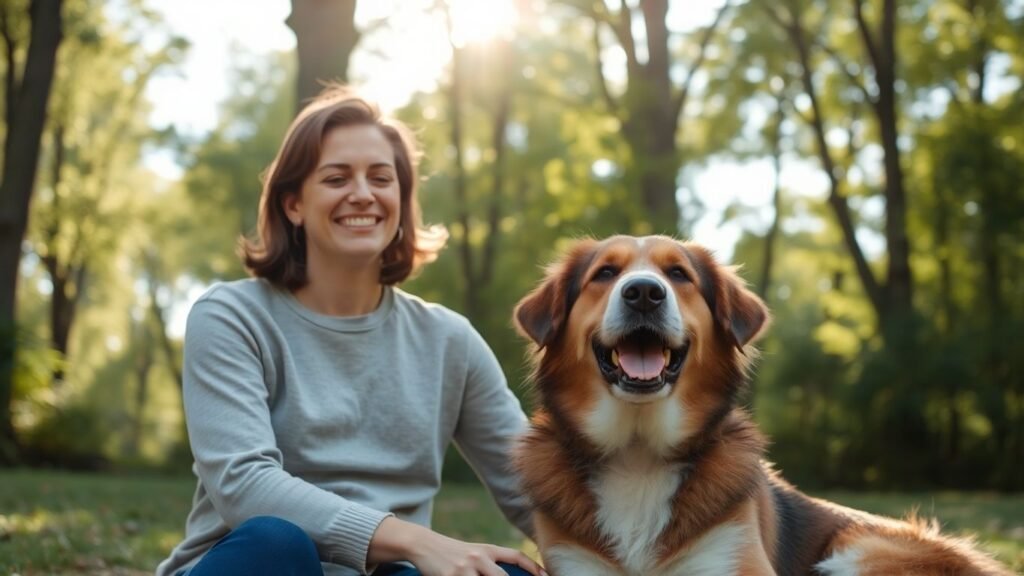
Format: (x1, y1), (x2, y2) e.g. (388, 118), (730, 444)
(593, 328), (689, 395)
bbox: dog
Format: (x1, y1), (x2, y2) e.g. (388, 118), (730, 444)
(512, 235), (1010, 576)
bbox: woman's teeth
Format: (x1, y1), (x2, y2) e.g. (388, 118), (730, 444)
(340, 216), (376, 226)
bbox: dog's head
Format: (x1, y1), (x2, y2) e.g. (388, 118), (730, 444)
(515, 236), (769, 449)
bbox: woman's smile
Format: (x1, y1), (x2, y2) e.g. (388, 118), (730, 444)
(335, 215), (383, 229)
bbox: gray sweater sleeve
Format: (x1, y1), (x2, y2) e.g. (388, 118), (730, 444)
(183, 300), (392, 572)
(452, 322), (535, 539)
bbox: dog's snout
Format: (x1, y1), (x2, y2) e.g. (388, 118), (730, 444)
(622, 277), (666, 312)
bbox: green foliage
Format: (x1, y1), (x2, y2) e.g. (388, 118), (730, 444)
(20, 404), (110, 470)
(178, 50), (295, 281)
(11, 330), (63, 401)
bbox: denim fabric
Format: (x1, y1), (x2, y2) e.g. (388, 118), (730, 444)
(174, 515), (534, 576)
(178, 516), (323, 576)
(375, 562), (533, 576)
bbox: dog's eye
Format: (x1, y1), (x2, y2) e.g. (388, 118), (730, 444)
(667, 266), (691, 282)
(593, 265), (619, 282)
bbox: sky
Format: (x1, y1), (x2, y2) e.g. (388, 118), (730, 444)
(137, 0), (846, 334)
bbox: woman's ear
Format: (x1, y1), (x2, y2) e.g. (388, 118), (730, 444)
(282, 192), (303, 227)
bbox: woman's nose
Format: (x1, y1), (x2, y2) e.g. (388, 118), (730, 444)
(348, 177), (373, 203)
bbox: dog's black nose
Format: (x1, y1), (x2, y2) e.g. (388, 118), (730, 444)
(622, 277), (666, 312)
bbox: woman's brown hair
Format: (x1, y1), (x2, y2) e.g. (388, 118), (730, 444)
(242, 86), (448, 289)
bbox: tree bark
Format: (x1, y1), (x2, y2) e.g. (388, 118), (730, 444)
(126, 317), (153, 458)
(42, 256), (85, 385)
(589, 0), (730, 234)
(38, 122), (83, 386)
(759, 94), (786, 300)
(445, 37), (477, 319)
(479, 41), (513, 289)
(287, 0), (360, 111)
(779, 5), (884, 318)
(0, 0), (64, 465)
(854, 0), (913, 319)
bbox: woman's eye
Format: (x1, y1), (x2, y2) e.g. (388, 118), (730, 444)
(594, 265), (619, 281)
(324, 176), (347, 186)
(667, 266), (690, 282)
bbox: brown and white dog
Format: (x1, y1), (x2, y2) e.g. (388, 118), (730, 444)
(512, 236), (1010, 576)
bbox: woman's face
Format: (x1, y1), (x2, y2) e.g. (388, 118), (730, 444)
(285, 124), (401, 272)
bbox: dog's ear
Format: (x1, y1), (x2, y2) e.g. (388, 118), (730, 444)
(686, 243), (769, 350)
(514, 239), (597, 348)
(715, 265), (770, 349)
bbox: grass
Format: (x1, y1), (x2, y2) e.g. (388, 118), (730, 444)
(0, 470), (1021, 574)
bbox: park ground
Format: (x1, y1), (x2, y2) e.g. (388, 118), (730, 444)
(0, 470), (1021, 575)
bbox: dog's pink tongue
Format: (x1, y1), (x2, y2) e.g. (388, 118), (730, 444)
(616, 341), (666, 380)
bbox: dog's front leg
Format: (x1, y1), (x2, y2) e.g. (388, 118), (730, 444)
(533, 513), (626, 576)
(656, 516), (776, 576)
(542, 545), (625, 576)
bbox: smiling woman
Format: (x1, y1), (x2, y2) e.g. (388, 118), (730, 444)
(156, 86), (545, 576)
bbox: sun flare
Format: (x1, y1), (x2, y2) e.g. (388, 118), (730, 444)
(447, 0), (519, 47)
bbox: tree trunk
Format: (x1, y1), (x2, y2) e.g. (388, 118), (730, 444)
(38, 122), (81, 386)
(445, 38), (477, 320)
(634, 0), (679, 233)
(934, 175), (961, 470)
(588, 0), (729, 235)
(865, 0), (913, 320)
(148, 280), (182, 387)
(759, 94), (785, 299)
(42, 256), (85, 386)
(287, 0), (360, 111)
(0, 0), (64, 465)
(782, 6), (884, 319)
(126, 318), (153, 458)
(478, 40), (514, 289)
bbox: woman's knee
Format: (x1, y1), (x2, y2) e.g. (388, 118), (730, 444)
(232, 516), (319, 563)
(187, 516), (322, 576)
(497, 562), (534, 576)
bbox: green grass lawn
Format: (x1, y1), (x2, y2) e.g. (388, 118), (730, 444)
(0, 470), (1021, 574)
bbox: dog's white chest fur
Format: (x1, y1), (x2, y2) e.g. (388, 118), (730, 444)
(592, 450), (683, 573)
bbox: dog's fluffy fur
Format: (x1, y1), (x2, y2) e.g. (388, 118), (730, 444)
(512, 236), (1010, 576)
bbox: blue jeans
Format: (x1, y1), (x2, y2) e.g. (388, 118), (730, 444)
(179, 516), (322, 576)
(376, 562), (532, 576)
(179, 516), (532, 576)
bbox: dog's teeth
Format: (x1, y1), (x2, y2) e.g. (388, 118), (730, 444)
(663, 349), (670, 364)
(611, 350), (619, 367)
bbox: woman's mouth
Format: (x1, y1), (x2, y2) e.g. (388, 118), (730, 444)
(334, 215), (381, 228)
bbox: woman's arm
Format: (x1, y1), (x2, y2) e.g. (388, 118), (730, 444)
(369, 516), (546, 576)
(183, 299), (392, 572)
(452, 321), (535, 539)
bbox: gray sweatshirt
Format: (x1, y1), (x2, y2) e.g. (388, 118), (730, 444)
(156, 279), (532, 576)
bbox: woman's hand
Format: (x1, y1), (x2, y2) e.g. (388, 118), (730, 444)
(369, 516), (547, 576)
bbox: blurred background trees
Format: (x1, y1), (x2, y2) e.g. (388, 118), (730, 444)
(1, 0), (1022, 490)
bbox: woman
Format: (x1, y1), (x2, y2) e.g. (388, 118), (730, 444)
(157, 87), (545, 576)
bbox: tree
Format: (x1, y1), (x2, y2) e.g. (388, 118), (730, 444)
(31, 3), (185, 386)
(439, 4), (518, 321)
(557, 0), (730, 234)
(703, 0), (1024, 488)
(288, 0), (359, 111)
(753, 0), (914, 336)
(0, 0), (64, 464)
